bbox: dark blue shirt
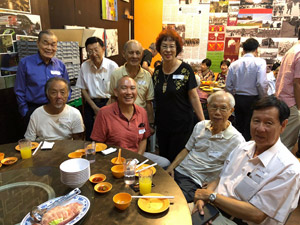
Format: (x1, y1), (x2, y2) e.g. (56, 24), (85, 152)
(14, 53), (69, 117)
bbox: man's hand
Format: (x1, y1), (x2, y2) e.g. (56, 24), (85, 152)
(166, 166), (174, 177)
(192, 199), (205, 214)
(194, 188), (212, 203)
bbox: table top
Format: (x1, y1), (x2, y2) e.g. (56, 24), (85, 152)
(0, 140), (192, 225)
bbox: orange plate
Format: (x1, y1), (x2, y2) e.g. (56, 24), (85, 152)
(94, 182), (112, 193)
(15, 142), (39, 151)
(137, 193), (170, 213)
(75, 149), (86, 154)
(87, 143), (107, 152)
(1, 157), (18, 165)
(135, 164), (156, 176)
(89, 174), (106, 183)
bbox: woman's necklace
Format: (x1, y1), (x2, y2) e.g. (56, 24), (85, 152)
(163, 74), (171, 93)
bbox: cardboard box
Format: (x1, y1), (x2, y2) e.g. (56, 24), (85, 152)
(50, 29), (95, 47)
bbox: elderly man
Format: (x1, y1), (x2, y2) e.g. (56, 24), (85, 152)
(91, 76), (169, 167)
(15, 30), (69, 125)
(76, 37), (118, 140)
(166, 91), (245, 203)
(25, 77), (84, 141)
(193, 96), (300, 225)
(109, 40), (154, 128)
(226, 38), (268, 141)
(140, 43), (157, 75)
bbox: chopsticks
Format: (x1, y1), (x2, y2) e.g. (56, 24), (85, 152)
(32, 141), (43, 156)
(136, 163), (157, 173)
(136, 159), (149, 169)
(132, 196), (174, 199)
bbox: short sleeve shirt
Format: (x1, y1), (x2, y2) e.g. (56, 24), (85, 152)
(153, 62), (197, 132)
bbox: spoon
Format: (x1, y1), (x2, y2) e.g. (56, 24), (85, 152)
(30, 188), (81, 222)
(114, 148), (122, 164)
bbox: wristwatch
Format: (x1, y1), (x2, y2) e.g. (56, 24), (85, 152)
(208, 192), (217, 203)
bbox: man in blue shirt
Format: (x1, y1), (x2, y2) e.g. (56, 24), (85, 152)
(226, 38), (268, 141)
(14, 30), (69, 125)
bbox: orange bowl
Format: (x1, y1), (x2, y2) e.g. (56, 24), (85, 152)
(89, 174), (106, 183)
(68, 152), (83, 159)
(0, 152), (4, 161)
(201, 81), (211, 86)
(111, 165), (125, 178)
(111, 157), (126, 165)
(1, 157), (18, 165)
(113, 193), (132, 210)
(94, 182), (112, 193)
(75, 149), (86, 154)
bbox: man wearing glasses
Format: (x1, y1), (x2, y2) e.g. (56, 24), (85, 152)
(76, 37), (118, 140)
(15, 30), (69, 126)
(166, 91), (245, 203)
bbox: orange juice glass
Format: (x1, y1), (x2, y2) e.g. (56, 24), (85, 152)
(19, 139), (32, 159)
(139, 169), (153, 195)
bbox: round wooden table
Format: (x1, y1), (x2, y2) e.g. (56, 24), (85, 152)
(0, 140), (192, 225)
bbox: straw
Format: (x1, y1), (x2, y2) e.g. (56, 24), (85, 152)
(136, 159), (149, 169)
(32, 141), (43, 156)
(131, 196), (174, 199)
(136, 163), (157, 173)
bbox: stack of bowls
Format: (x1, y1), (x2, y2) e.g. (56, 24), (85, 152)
(60, 158), (90, 188)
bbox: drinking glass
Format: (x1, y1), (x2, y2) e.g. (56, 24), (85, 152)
(124, 158), (136, 185)
(139, 169), (153, 195)
(19, 139), (32, 159)
(83, 141), (96, 163)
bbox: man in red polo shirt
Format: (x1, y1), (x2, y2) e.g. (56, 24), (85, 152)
(91, 76), (169, 167)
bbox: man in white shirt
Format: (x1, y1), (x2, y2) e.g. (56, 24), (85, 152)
(193, 96), (300, 225)
(76, 37), (118, 140)
(166, 91), (245, 203)
(25, 77), (84, 141)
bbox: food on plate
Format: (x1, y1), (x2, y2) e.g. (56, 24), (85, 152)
(38, 202), (83, 225)
(92, 177), (104, 183)
(98, 186), (108, 191)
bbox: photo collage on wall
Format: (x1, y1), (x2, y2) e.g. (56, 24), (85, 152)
(163, 0), (299, 72)
(0, 0), (42, 76)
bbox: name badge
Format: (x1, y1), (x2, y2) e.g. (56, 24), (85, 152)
(139, 128), (146, 134)
(208, 151), (222, 158)
(173, 74), (184, 80)
(138, 80), (146, 85)
(50, 70), (61, 75)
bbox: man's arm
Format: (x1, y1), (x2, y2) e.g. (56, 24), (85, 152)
(294, 78), (300, 110)
(137, 138), (147, 155)
(166, 148), (189, 177)
(194, 186), (267, 224)
(81, 89), (99, 115)
(146, 100), (155, 134)
(14, 60), (28, 117)
(188, 88), (205, 121)
(256, 61), (268, 97)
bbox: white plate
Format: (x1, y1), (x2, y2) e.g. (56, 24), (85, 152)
(21, 195), (90, 225)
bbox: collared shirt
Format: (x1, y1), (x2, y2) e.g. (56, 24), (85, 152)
(109, 64), (154, 108)
(175, 120), (245, 186)
(90, 102), (151, 152)
(266, 71), (276, 95)
(14, 53), (69, 117)
(276, 42), (300, 107)
(216, 139), (300, 225)
(226, 53), (268, 97)
(76, 57), (118, 99)
(24, 104), (84, 141)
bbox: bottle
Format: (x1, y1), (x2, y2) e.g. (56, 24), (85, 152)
(124, 159), (136, 185)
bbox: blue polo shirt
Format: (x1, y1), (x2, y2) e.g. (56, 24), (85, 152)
(14, 53), (69, 117)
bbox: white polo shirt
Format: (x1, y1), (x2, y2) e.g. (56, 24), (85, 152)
(76, 58), (118, 99)
(216, 139), (300, 225)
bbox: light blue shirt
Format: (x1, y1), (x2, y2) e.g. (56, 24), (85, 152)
(226, 53), (268, 97)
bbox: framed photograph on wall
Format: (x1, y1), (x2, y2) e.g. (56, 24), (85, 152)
(0, 0), (31, 13)
(101, 0), (118, 21)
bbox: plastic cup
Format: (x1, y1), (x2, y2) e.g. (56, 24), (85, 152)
(139, 169), (153, 195)
(19, 139), (32, 159)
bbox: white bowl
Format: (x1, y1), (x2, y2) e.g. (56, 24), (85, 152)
(60, 158), (90, 173)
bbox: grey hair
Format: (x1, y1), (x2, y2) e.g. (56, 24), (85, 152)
(207, 90), (235, 108)
(45, 77), (70, 98)
(38, 30), (56, 42)
(123, 40), (142, 52)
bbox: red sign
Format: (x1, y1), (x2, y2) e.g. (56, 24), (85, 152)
(216, 42), (224, 51)
(208, 33), (216, 41)
(207, 42), (216, 51)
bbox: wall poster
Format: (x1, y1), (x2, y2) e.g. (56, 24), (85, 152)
(101, 0), (118, 21)
(0, 0), (31, 13)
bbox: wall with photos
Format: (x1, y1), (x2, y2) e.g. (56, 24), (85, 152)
(163, 0), (298, 73)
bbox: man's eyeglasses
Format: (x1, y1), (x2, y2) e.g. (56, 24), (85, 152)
(208, 105), (229, 112)
(87, 48), (100, 55)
